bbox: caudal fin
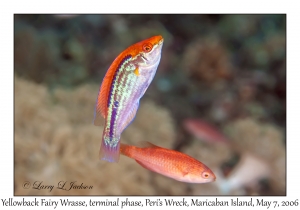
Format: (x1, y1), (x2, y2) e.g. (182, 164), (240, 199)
(120, 143), (137, 159)
(99, 138), (121, 163)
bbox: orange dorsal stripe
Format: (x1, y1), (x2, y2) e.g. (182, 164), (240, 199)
(97, 56), (123, 118)
(96, 50), (141, 118)
(97, 53), (133, 118)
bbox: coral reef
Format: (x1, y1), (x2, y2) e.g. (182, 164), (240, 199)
(182, 36), (233, 84)
(14, 76), (286, 196)
(223, 118), (286, 195)
(14, 76), (183, 195)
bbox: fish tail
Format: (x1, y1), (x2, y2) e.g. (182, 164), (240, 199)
(120, 143), (135, 159)
(99, 136), (120, 163)
(120, 143), (128, 156)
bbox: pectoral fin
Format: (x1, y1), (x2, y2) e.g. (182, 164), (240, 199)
(182, 170), (189, 177)
(135, 160), (153, 172)
(134, 67), (140, 76)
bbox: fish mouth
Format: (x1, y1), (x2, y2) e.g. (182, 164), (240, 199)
(158, 38), (164, 45)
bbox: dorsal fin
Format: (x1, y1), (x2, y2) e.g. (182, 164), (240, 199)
(136, 141), (161, 148)
(96, 62), (116, 118)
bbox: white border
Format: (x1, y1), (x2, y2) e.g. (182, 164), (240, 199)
(2, 1), (298, 209)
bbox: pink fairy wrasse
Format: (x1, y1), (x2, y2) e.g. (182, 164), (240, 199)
(94, 35), (164, 162)
(120, 142), (216, 183)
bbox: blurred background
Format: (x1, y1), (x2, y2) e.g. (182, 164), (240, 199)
(14, 14), (286, 195)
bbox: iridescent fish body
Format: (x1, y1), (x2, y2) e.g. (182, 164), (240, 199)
(120, 142), (216, 183)
(94, 35), (164, 163)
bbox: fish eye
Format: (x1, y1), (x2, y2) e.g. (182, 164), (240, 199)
(142, 43), (153, 52)
(202, 172), (210, 179)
